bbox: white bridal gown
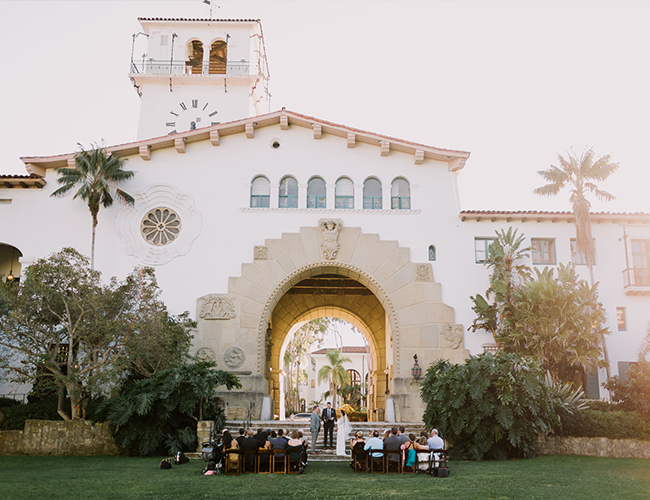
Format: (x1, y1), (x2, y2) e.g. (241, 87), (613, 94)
(336, 415), (352, 456)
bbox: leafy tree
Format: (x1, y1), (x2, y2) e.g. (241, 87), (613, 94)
(95, 361), (241, 456)
(0, 248), (194, 420)
(470, 228), (531, 342)
(51, 144), (135, 269)
(603, 357), (650, 416)
(534, 148), (619, 380)
(283, 318), (328, 412)
(502, 264), (608, 384)
(317, 349), (351, 407)
(420, 352), (583, 460)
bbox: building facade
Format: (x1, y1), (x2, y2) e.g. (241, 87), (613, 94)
(1, 18), (648, 420)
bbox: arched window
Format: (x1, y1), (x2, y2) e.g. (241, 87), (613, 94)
(250, 176), (270, 207)
(347, 369), (362, 386)
(279, 176), (298, 208)
(187, 40), (204, 74)
(363, 177), (382, 209)
(307, 177), (326, 208)
(428, 245), (436, 261)
(335, 177), (354, 209)
(209, 40), (227, 74)
(391, 178), (410, 209)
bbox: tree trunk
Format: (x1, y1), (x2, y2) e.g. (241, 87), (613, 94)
(588, 262), (612, 385)
(90, 213), (98, 270)
(56, 383), (71, 421)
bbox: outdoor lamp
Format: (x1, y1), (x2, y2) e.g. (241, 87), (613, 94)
(411, 354), (422, 380)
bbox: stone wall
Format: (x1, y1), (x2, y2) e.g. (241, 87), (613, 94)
(0, 419), (119, 456)
(537, 435), (650, 459)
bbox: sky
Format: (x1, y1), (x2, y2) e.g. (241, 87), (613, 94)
(0, 0), (648, 216)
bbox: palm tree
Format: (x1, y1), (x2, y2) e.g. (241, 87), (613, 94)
(51, 144), (135, 269)
(534, 147), (619, 382)
(317, 349), (351, 407)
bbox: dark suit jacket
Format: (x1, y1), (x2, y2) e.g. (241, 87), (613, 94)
(321, 407), (336, 424)
(384, 435), (402, 462)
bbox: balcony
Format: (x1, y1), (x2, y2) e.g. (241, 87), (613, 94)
(622, 268), (650, 295)
(130, 59), (252, 77)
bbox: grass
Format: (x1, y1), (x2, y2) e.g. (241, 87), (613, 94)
(0, 455), (649, 500)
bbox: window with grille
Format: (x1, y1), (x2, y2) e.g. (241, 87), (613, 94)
(250, 176), (270, 207)
(307, 177), (326, 208)
(363, 178), (382, 209)
(391, 178), (410, 209)
(616, 307), (627, 331)
(279, 176), (298, 208)
(631, 239), (650, 285)
(531, 238), (556, 264)
(475, 238), (495, 264)
(428, 245), (436, 261)
(335, 177), (354, 209)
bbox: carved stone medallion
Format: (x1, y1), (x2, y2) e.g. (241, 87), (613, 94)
(415, 264), (433, 282)
(441, 323), (464, 349)
(319, 219), (342, 260)
(254, 245), (268, 260)
(195, 347), (216, 362)
(223, 346), (246, 369)
(200, 295), (236, 320)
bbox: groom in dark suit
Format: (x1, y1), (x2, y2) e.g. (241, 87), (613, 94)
(321, 402), (336, 450)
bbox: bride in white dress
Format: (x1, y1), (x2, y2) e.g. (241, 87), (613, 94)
(336, 410), (352, 456)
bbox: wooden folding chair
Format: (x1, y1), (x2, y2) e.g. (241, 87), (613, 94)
(369, 449), (386, 474)
(352, 448), (368, 473)
(272, 448), (288, 474)
(286, 445), (303, 474)
(241, 448), (257, 473)
(224, 448), (241, 476)
(257, 448), (272, 474)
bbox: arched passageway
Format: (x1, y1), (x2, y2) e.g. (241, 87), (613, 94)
(0, 244), (22, 283)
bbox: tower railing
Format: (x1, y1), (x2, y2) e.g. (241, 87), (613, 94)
(130, 59), (252, 76)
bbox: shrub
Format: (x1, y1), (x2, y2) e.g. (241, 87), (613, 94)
(554, 402), (650, 441)
(0, 398), (60, 430)
(603, 359), (650, 415)
(421, 352), (575, 460)
(94, 361), (241, 456)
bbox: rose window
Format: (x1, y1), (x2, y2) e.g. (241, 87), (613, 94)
(141, 208), (182, 246)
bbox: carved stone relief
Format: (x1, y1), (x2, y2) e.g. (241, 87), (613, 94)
(319, 219), (342, 260)
(415, 264), (433, 282)
(254, 245), (268, 260)
(440, 323), (464, 349)
(223, 346), (246, 369)
(200, 295), (236, 320)
(195, 347), (216, 362)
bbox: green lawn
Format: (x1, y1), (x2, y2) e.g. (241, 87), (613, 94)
(0, 455), (648, 500)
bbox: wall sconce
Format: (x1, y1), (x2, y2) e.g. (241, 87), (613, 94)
(411, 354), (422, 380)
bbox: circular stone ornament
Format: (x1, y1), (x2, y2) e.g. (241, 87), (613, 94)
(141, 207), (182, 246)
(195, 347), (216, 362)
(223, 346), (246, 369)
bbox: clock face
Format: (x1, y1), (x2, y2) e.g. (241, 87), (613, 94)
(166, 99), (219, 134)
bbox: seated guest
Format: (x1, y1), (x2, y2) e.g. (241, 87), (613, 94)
(271, 428), (288, 458)
(236, 427), (246, 447)
(415, 435), (430, 472)
(281, 429), (290, 442)
(364, 430), (384, 458)
(383, 427), (401, 463)
(256, 429), (268, 448)
(270, 430), (277, 440)
(226, 436), (239, 464)
(258, 431), (272, 468)
(383, 429), (391, 440)
(349, 430), (366, 467)
(297, 430), (308, 466)
(287, 430), (302, 447)
(397, 426), (409, 446)
(428, 428), (445, 450)
(240, 430), (259, 459)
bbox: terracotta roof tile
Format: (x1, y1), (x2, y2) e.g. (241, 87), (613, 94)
(311, 346), (369, 355)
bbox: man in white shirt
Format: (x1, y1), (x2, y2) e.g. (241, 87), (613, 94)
(364, 430), (384, 458)
(427, 428), (444, 450)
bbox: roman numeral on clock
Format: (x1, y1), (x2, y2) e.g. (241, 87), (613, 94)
(169, 111), (179, 117)
(202, 103), (209, 111)
(179, 102), (187, 111)
(166, 122), (176, 127)
(208, 111), (218, 117)
(192, 100), (198, 108)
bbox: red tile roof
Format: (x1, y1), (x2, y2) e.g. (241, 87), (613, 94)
(311, 346), (370, 355)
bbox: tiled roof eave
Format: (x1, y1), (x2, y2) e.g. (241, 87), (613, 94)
(459, 210), (650, 224)
(20, 110), (471, 171)
(0, 173), (46, 189)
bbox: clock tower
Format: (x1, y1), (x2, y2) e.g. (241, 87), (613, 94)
(130, 18), (270, 139)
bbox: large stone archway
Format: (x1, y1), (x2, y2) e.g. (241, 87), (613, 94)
(194, 220), (468, 422)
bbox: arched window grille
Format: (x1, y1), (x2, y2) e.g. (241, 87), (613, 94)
(347, 369), (362, 386)
(428, 245), (436, 261)
(391, 178), (410, 209)
(250, 176), (270, 208)
(209, 40), (227, 74)
(335, 177), (354, 209)
(279, 176), (298, 208)
(188, 40), (204, 74)
(363, 177), (382, 209)
(307, 177), (326, 208)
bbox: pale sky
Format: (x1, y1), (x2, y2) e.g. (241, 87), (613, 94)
(1, 0), (648, 214)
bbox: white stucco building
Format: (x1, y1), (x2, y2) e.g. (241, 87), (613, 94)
(1, 17), (648, 420)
